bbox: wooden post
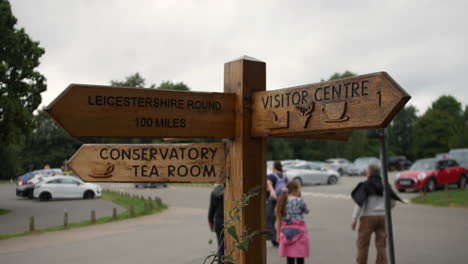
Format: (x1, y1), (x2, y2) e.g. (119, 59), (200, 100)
(91, 210), (96, 224)
(130, 205), (135, 217)
(29, 216), (35, 232)
(113, 208), (117, 220)
(64, 211), (69, 227)
(224, 56), (267, 264)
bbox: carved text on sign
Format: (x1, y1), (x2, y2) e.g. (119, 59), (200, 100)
(68, 143), (226, 184)
(46, 84), (236, 138)
(252, 72), (411, 137)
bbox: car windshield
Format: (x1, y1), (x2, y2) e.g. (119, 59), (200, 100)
(409, 159), (436, 170)
(450, 150), (468, 167)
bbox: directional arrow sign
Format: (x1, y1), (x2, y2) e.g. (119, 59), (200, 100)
(251, 72), (410, 137)
(68, 143), (226, 184)
(46, 84), (235, 138)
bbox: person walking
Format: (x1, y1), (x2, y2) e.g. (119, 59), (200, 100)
(208, 184), (225, 263)
(351, 163), (403, 264)
(275, 181), (309, 264)
(267, 160), (288, 247)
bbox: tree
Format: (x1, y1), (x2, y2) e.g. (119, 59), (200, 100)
(110, 73), (156, 88)
(431, 95), (463, 120)
(387, 106), (418, 159)
(157, 81), (190, 91)
(25, 109), (81, 170)
(0, 0), (47, 179)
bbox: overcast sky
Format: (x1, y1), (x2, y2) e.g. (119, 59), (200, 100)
(9, 0), (468, 114)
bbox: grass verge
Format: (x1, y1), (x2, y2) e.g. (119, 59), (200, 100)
(411, 189), (468, 208)
(0, 180), (13, 184)
(0, 190), (167, 240)
(0, 209), (11, 215)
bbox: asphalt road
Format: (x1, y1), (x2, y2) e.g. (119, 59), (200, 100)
(0, 184), (125, 234)
(1, 176), (468, 264)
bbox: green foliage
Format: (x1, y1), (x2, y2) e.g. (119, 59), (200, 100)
(204, 188), (266, 264)
(0, 0), (46, 179)
(388, 106), (418, 159)
(25, 109), (81, 170)
(111, 72), (156, 88)
(157, 80), (190, 91)
(110, 73), (190, 91)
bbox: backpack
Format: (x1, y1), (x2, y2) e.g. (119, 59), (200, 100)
(273, 173), (287, 197)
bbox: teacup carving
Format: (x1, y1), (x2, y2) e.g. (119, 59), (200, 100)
(322, 102), (349, 123)
(295, 102), (314, 128)
(89, 162), (114, 178)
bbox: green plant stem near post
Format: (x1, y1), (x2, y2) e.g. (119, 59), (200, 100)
(412, 189), (468, 207)
(0, 190), (167, 240)
(204, 188), (266, 264)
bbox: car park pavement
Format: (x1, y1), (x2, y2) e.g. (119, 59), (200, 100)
(1, 176), (468, 263)
(0, 183), (125, 234)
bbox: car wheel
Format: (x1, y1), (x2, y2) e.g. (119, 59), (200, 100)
(458, 174), (467, 189)
(327, 175), (338, 185)
(292, 177), (303, 187)
(83, 190), (95, 199)
(426, 178), (437, 192)
(27, 190), (34, 199)
(397, 189), (405, 193)
(39, 192), (51, 201)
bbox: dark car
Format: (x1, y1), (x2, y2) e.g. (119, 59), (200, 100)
(388, 156), (412, 171)
(16, 169), (62, 198)
(394, 158), (467, 192)
(134, 183), (167, 188)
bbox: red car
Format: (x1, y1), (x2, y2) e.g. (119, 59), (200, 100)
(394, 158), (467, 192)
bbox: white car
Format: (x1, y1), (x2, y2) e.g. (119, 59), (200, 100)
(285, 162), (340, 186)
(33, 176), (102, 201)
(324, 158), (352, 175)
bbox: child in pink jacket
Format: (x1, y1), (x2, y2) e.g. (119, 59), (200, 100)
(275, 181), (310, 264)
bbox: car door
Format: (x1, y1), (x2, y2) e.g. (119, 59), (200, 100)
(436, 160), (450, 185)
(60, 178), (80, 198)
(447, 160), (460, 184)
(45, 178), (63, 198)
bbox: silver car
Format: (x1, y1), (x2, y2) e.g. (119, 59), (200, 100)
(346, 157), (380, 176)
(284, 162), (340, 186)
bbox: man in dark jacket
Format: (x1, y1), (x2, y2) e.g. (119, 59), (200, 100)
(208, 184), (225, 263)
(351, 163), (403, 264)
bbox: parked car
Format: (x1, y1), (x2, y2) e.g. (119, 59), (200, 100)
(33, 175), (102, 201)
(284, 162), (340, 186)
(394, 158), (467, 192)
(324, 158), (351, 175)
(388, 156), (412, 171)
(16, 169), (62, 198)
(346, 157), (380, 176)
(449, 148), (468, 169)
(134, 183), (167, 188)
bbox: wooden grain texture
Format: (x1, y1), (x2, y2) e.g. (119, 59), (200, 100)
(224, 56), (267, 264)
(68, 143), (226, 184)
(46, 84), (235, 138)
(279, 131), (353, 140)
(252, 72), (411, 137)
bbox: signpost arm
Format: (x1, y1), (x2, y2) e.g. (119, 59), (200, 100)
(224, 56), (267, 264)
(378, 129), (396, 264)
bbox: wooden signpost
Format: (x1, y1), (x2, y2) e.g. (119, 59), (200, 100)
(47, 56), (410, 264)
(251, 72), (410, 137)
(68, 143), (226, 184)
(46, 84), (236, 138)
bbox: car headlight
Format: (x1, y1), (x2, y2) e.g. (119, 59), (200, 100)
(417, 172), (427, 180)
